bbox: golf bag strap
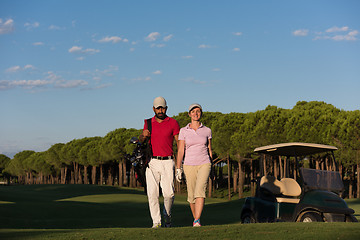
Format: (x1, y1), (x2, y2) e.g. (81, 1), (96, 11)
(145, 118), (152, 167)
(146, 118), (152, 134)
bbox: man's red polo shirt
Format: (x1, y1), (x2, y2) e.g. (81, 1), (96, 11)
(144, 116), (180, 157)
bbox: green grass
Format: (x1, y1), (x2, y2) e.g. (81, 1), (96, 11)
(0, 185), (359, 240)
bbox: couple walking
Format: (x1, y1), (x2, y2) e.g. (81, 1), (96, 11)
(139, 96), (212, 228)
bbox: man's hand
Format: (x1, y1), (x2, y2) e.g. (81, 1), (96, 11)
(175, 168), (183, 183)
(140, 129), (151, 142)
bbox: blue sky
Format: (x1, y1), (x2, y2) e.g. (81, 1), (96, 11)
(1, 0), (359, 157)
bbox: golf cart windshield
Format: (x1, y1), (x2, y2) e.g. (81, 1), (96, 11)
(300, 168), (344, 193)
(254, 142), (343, 193)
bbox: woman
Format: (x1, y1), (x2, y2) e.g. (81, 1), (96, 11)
(176, 103), (212, 227)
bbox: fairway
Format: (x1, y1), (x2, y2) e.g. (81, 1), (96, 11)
(0, 185), (359, 240)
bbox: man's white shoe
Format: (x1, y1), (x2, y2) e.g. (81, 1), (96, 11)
(152, 223), (161, 229)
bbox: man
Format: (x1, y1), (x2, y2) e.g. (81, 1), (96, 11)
(140, 96), (180, 228)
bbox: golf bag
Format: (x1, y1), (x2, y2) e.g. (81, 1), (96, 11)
(126, 118), (152, 192)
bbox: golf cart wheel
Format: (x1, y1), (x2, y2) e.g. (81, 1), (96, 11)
(345, 215), (358, 222)
(241, 212), (256, 224)
(300, 212), (323, 222)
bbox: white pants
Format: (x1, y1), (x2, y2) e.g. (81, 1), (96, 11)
(145, 158), (175, 226)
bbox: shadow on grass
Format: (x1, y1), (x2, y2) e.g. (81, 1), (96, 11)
(0, 185), (245, 229)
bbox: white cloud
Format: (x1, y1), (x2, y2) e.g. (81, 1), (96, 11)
(212, 68), (221, 71)
(98, 36), (122, 43)
(233, 32), (242, 36)
(6, 66), (21, 73)
(199, 44), (212, 48)
(68, 46), (100, 55)
(326, 26), (349, 33)
(33, 42), (44, 46)
(129, 76), (152, 82)
(151, 43), (165, 48)
(5, 65), (35, 73)
(68, 46), (82, 53)
(153, 70), (162, 75)
(0, 79), (52, 90)
(24, 65), (35, 70)
(292, 29), (309, 36)
(83, 48), (100, 54)
(24, 21), (40, 30)
(48, 25), (65, 30)
(163, 34), (173, 42)
(145, 32), (160, 41)
(232, 48), (240, 52)
(182, 56), (193, 59)
(332, 30), (358, 41)
(55, 80), (88, 88)
(314, 27), (358, 41)
(45, 71), (62, 82)
(182, 77), (206, 84)
(81, 65), (119, 82)
(0, 69), (104, 91)
(0, 18), (14, 34)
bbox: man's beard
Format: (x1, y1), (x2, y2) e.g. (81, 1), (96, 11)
(156, 112), (166, 120)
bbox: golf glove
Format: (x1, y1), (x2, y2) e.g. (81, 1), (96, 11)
(175, 168), (183, 183)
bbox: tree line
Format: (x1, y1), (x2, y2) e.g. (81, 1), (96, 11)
(0, 101), (359, 198)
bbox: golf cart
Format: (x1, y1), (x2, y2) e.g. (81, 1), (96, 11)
(240, 142), (358, 223)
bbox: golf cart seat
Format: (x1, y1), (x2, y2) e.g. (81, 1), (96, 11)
(260, 176), (283, 195)
(276, 178), (301, 204)
(260, 176), (301, 204)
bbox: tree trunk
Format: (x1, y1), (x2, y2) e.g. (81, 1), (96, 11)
(279, 156), (283, 179)
(100, 164), (103, 185)
(227, 157), (231, 200)
(208, 177), (212, 198)
(251, 159), (255, 197)
(118, 162), (123, 187)
(316, 159), (320, 170)
(61, 167), (64, 184)
(78, 166), (83, 184)
(357, 163), (360, 199)
(263, 155), (267, 176)
(123, 161), (128, 186)
(70, 171), (74, 184)
(107, 166), (113, 186)
(238, 160), (244, 199)
(83, 166), (89, 184)
(233, 163), (238, 193)
(73, 162), (78, 184)
(129, 167), (135, 188)
(92, 166), (97, 185)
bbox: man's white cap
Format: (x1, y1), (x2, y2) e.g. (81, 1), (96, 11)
(189, 103), (202, 112)
(153, 96), (167, 108)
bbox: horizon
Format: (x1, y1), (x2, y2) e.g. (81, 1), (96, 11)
(1, 100), (355, 158)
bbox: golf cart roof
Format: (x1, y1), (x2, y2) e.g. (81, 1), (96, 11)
(254, 142), (337, 156)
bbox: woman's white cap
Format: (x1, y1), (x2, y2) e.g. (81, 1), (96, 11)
(189, 103), (202, 112)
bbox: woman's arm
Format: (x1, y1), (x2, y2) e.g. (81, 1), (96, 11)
(208, 138), (213, 160)
(176, 139), (185, 169)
